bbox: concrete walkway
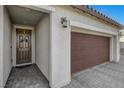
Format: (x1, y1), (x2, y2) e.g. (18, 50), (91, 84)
(5, 65), (49, 88)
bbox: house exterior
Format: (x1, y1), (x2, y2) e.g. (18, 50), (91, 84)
(0, 5), (123, 88)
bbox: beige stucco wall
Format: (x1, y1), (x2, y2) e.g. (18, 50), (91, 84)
(35, 14), (50, 80)
(0, 6), (4, 88)
(120, 35), (124, 49)
(3, 6), (12, 87)
(120, 35), (124, 42)
(53, 6), (119, 32)
(49, 5), (120, 87)
(71, 26), (113, 37)
(0, 6), (12, 88)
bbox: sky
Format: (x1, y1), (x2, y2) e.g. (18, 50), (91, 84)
(90, 5), (124, 25)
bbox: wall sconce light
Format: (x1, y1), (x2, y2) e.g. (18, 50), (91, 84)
(61, 17), (69, 28)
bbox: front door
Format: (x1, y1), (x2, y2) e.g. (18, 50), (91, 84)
(16, 28), (32, 65)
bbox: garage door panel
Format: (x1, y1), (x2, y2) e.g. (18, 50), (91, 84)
(71, 32), (109, 74)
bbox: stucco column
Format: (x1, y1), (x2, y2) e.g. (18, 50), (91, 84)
(113, 34), (120, 62)
(116, 34), (120, 62)
(0, 5), (4, 87)
(49, 12), (71, 88)
(110, 36), (114, 62)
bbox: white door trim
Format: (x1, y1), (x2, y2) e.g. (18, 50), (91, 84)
(12, 25), (35, 67)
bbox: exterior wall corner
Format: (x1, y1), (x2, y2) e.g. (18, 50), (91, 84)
(0, 5), (4, 88)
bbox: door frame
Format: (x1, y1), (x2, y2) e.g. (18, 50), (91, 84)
(12, 25), (35, 67)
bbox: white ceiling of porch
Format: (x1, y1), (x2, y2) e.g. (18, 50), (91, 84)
(7, 5), (47, 26)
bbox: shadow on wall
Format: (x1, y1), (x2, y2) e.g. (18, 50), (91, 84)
(120, 41), (124, 55)
(120, 42), (124, 51)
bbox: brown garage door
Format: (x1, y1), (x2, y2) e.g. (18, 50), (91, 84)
(71, 32), (110, 74)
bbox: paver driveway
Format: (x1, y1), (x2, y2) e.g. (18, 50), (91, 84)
(64, 55), (124, 88)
